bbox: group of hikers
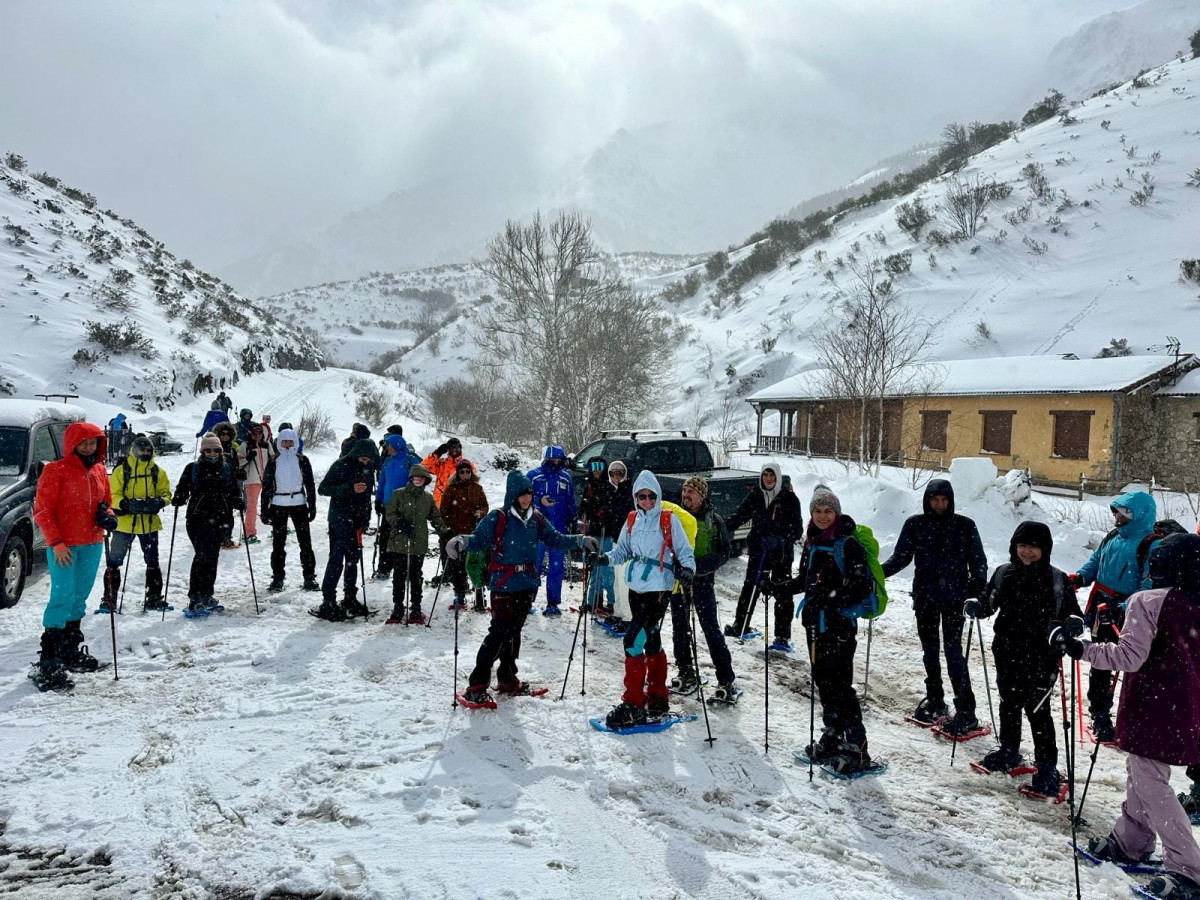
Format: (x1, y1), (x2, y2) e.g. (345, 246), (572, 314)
(23, 399), (1200, 898)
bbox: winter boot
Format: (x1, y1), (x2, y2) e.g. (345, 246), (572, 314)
(496, 679), (540, 696)
(342, 596), (371, 618)
(461, 684), (495, 708)
(473, 589), (487, 612)
(406, 607), (426, 625)
(979, 745), (1023, 773)
(302, 576), (320, 591)
(312, 600), (347, 622)
(1178, 782), (1200, 819)
(1029, 764), (1063, 797)
(1091, 712), (1116, 743)
(385, 604), (406, 625)
(645, 696), (670, 719)
(941, 710), (982, 738)
(448, 593), (467, 611)
(669, 669), (700, 695)
(1143, 872), (1200, 899)
(804, 729), (843, 763)
(911, 696), (950, 725)
(605, 701), (647, 730)
(371, 568), (391, 582)
(828, 739), (873, 776)
(710, 680), (741, 704)
(267, 575), (285, 593)
(186, 597), (210, 618)
(1087, 834), (1152, 866)
(29, 629), (73, 692)
(542, 603), (563, 617)
(60, 620), (101, 673)
(143, 566), (167, 611)
(99, 565), (120, 613)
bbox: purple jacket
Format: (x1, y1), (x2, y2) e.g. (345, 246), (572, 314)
(1082, 588), (1200, 765)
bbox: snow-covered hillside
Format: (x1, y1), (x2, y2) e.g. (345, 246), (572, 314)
(0, 155), (323, 413)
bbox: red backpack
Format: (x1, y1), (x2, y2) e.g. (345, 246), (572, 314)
(624, 509), (675, 572)
(487, 508), (548, 588)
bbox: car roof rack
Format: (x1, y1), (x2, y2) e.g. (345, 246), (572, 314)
(597, 429), (688, 440)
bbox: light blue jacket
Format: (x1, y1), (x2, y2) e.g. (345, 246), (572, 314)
(607, 470), (695, 593)
(1076, 490), (1158, 595)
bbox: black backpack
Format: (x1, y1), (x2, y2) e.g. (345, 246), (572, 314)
(1135, 519), (1190, 572)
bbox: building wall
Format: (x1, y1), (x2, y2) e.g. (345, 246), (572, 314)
(897, 394), (1118, 485)
(1120, 394), (1200, 489)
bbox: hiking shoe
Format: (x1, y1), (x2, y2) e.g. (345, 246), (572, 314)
(670, 671), (700, 694)
(723, 624), (740, 638)
(645, 696), (670, 719)
(827, 740), (873, 775)
(1142, 872), (1200, 899)
(384, 606), (406, 625)
(803, 730), (843, 763)
(542, 604), (563, 617)
(342, 598), (371, 618)
(1091, 713), (1116, 743)
(980, 745), (1023, 773)
(911, 697), (950, 725)
(462, 685), (494, 706)
(448, 596), (468, 611)
(202, 596), (221, 611)
(267, 577), (285, 593)
(187, 598), (210, 617)
(711, 681), (741, 704)
(222, 540), (238, 551)
(1179, 784), (1200, 816)
(143, 598), (170, 612)
(1030, 764), (1062, 797)
(941, 711), (982, 738)
(312, 602), (347, 622)
(1087, 834), (1151, 866)
(371, 570), (391, 582)
(496, 680), (537, 696)
(61, 642), (102, 673)
(302, 578), (320, 592)
(605, 702), (647, 730)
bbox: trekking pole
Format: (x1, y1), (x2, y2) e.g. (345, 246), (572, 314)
(117, 532), (133, 615)
(950, 622), (974, 768)
(424, 552), (446, 629)
(559, 567), (587, 701)
(862, 619), (874, 704)
(579, 549), (591, 697)
(371, 512), (381, 576)
(976, 618), (998, 736)
(687, 584), (715, 747)
(763, 584), (770, 754)
(1063, 658), (1082, 900)
(1074, 672), (1119, 829)
(239, 509), (260, 615)
(162, 505), (178, 623)
(102, 530), (119, 681)
(807, 637), (816, 782)
(742, 550), (768, 636)
(452, 583), (461, 708)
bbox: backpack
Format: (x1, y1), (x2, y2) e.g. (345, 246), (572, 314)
(624, 508), (676, 572)
(1135, 519), (1189, 572)
(821, 524), (889, 620)
(120, 459), (161, 497)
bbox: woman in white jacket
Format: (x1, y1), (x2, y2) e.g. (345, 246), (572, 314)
(596, 470), (695, 729)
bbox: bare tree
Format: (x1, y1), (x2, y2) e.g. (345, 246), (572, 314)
(474, 210), (670, 448)
(816, 258), (939, 474)
(939, 175), (1013, 239)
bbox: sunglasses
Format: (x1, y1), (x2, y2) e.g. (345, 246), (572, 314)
(635, 491), (656, 501)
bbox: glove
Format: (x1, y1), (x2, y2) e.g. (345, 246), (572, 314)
(118, 499), (132, 514)
(761, 578), (791, 599)
(580, 536), (601, 554)
(149, 498), (166, 514)
(394, 518), (414, 536)
(94, 503), (118, 532)
(676, 567), (695, 587)
(126, 498), (148, 515)
(445, 535), (467, 560)
(434, 442), (449, 457)
(374, 500), (384, 517)
(307, 506), (317, 522)
(590, 552), (610, 568)
(232, 497), (245, 513)
(1068, 573), (1081, 590)
(172, 496), (187, 508)
(963, 599), (982, 619)
(1048, 623), (1085, 660)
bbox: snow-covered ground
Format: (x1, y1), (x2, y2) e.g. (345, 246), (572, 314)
(0, 368), (1193, 899)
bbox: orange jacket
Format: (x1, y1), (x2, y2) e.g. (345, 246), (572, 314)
(421, 453), (476, 505)
(33, 422), (113, 548)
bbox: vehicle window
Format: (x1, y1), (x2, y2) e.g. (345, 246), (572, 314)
(639, 441), (694, 472)
(49, 422), (70, 455)
(0, 427), (28, 476)
(574, 441), (607, 468)
(31, 426), (57, 469)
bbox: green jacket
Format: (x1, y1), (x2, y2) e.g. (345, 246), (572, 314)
(385, 482), (450, 555)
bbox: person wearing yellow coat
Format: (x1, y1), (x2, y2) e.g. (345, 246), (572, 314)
(102, 434), (173, 612)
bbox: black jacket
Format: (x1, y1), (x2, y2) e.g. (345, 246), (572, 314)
(579, 466), (625, 538)
(725, 484), (802, 563)
(881, 479), (988, 610)
(781, 515), (874, 629)
(319, 439), (377, 529)
(173, 458), (243, 528)
(977, 521), (1081, 672)
(260, 453), (317, 521)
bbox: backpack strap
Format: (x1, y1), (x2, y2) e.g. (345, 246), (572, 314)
(1053, 568), (1066, 618)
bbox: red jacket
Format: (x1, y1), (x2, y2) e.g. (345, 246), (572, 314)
(33, 422), (113, 548)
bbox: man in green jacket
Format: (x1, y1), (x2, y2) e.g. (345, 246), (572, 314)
(384, 464), (451, 624)
(313, 438), (378, 622)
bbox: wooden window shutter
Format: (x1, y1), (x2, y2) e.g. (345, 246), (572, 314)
(920, 411), (948, 451)
(980, 411), (1014, 455)
(1051, 411), (1092, 460)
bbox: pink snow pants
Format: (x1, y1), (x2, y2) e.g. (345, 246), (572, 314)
(243, 484), (262, 537)
(1113, 753), (1200, 884)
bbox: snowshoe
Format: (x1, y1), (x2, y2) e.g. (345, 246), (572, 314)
(203, 596), (224, 613)
(184, 599), (211, 619)
(1090, 713), (1116, 744)
(301, 577), (321, 592)
(708, 682), (743, 706)
(735, 630), (762, 643)
(796, 730), (843, 764)
(496, 680), (548, 698)
(94, 597), (118, 616)
(932, 712), (991, 742)
(143, 598), (173, 613)
(456, 686), (497, 709)
(472, 590), (487, 612)
(669, 672), (706, 696)
(384, 608), (407, 625)
(342, 598), (374, 619)
(825, 741), (874, 776)
(590, 710), (697, 735)
(1078, 835), (1165, 876)
(906, 697), (950, 727)
(448, 596), (468, 611)
(1139, 872), (1200, 899)
(221, 540), (240, 551)
(542, 604), (563, 617)
(61, 643), (103, 674)
(768, 638), (794, 654)
(645, 696), (671, 719)
(970, 745), (1035, 777)
(28, 631), (75, 692)
(267, 576), (285, 593)
(245, 535), (261, 546)
(604, 701), (647, 731)
(1019, 767), (1068, 803)
(308, 602), (348, 622)
(406, 611), (427, 625)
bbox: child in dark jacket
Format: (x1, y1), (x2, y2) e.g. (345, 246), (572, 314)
(770, 484), (875, 775)
(965, 520), (1081, 797)
(1053, 534), (1200, 899)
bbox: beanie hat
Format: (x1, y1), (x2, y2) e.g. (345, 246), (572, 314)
(682, 476), (708, 499)
(200, 433), (222, 452)
(810, 483), (841, 516)
(455, 457), (474, 471)
(132, 435), (154, 456)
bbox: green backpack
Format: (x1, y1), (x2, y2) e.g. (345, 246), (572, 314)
(817, 524), (889, 620)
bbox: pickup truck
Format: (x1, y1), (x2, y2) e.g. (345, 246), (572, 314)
(0, 400), (87, 607)
(567, 430), (786, 547)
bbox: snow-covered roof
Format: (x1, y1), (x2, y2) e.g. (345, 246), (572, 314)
(748, 355), (1191, 403)
(0, 400), (87, 428)
(1157, 367), (1200, 397)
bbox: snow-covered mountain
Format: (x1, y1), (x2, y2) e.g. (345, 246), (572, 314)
(0, 155), (324, 414)
(1030, 0), (1199, 103)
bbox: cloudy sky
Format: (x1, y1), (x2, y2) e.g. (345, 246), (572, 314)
(2, 0), (1137, 272)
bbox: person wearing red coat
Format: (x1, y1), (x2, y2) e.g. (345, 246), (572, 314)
(31, 422), (118, 690)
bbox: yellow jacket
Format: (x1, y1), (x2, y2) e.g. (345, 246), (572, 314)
(109, 453), (173, 534)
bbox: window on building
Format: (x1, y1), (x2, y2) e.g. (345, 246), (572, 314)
(1051, 411), (1093, 459)
(980, 411), (1014, 455)
(920, 411), (948, 451)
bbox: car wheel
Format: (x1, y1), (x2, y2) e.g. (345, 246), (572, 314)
(1, 534), (28, 608)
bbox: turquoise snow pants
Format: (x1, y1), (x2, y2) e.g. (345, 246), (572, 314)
(42, 541), (103, 628)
